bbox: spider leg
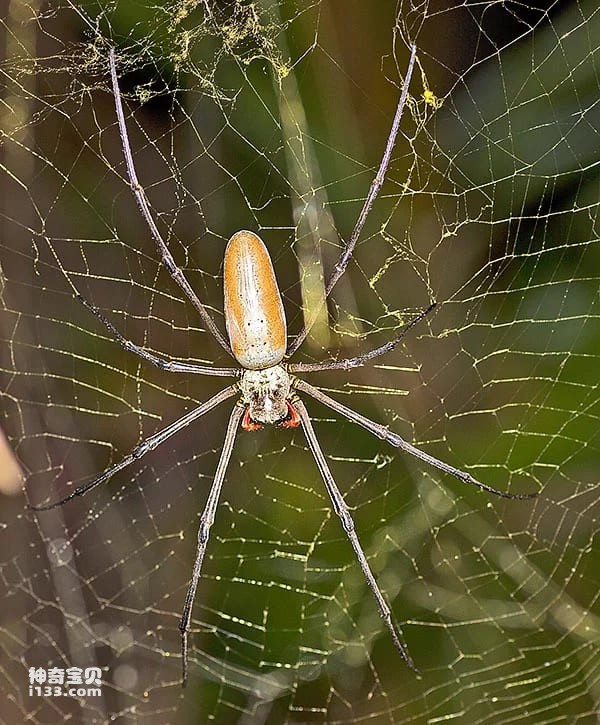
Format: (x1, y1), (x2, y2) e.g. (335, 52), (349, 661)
(287, 43), (417, 356)
(28, 385), (238, 511)
(294, 398), (419, 673)
(76, 293), (238, 377)
(294, 378), (538, 501)
(179, 404), (244, 687)
(289, 302), (436, 373)
(108, 48), (232, 355)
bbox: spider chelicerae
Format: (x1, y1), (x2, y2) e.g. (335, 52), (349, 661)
(31, 44), (537, 685)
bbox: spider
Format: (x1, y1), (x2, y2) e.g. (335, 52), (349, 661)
(30, 45), (537, 685)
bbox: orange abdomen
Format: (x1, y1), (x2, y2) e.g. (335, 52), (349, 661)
(224, 231), (287, 370)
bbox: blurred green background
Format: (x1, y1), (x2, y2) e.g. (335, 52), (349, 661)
(1, 0), (599, 722)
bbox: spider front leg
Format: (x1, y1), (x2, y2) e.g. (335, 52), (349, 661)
(288, 43), (418, 356)
(76, 293), (238, 377)
(289, 302), (437, 374)
(108, 48), (232, 355)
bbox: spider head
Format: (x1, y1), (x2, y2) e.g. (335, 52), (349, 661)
(239, 365), (291, 427)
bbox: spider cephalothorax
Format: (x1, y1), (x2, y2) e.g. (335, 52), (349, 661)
(239, 365), (299, 429)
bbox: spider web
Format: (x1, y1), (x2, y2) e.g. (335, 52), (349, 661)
(1, 0), (599, 722)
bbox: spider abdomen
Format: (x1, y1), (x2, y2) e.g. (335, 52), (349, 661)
(224, 230), (287, 370)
